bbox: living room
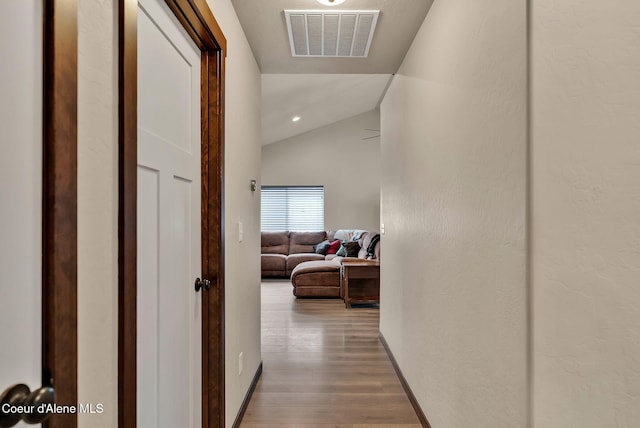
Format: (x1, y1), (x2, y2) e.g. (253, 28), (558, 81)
(254, 105), (403, 424)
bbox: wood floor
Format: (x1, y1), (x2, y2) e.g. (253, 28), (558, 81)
(239, 280), (422, 427)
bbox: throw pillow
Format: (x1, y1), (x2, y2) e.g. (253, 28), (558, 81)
(345, 241), (361, 257)
(336, 241), (348, 257)
(326, 239), (341, 254)
(336, 240), (361, 257)
(314, 240), (331, 255)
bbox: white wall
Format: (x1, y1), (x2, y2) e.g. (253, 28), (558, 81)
(77, 0), (262, 426)
(531, 1), (640, 426)
(203, 1), (262, 426)
(379, 0), (528, 426)
(262, 110), (380, 232)
(78, 0), (118, 426)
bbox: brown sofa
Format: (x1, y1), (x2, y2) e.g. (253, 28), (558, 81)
(291, 231), (380, 297)
(260, 230), (380, 298)
(261, 231), (335, 277)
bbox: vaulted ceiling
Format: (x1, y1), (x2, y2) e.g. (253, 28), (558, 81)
(231, 0), (433, 144)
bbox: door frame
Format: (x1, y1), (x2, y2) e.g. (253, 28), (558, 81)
(118, 1), (227, 427)
(42, 1), (78, 427)
(2, 1), (77, 425)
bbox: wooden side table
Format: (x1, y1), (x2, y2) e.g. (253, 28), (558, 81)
(341, 261), (380, 308)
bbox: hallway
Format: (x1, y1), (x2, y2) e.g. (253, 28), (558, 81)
(239, 281), (421, 427)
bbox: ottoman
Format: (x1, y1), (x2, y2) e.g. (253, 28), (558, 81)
(290, 259), (342, 297)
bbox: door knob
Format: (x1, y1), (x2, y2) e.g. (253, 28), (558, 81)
(0, 384), (55, 427)
(194, 277), (211, 292)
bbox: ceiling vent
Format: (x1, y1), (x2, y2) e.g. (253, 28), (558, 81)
(284, 10), (380, 58)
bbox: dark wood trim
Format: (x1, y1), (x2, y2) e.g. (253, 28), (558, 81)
(42, 1), (78, 427)
(232, 362), (263, 428)
(165, 0), (227, 53)
(379, 332), (432, 428)
(200, 45), (226, 428)
(118, 0), (227, 427)
(117, 0), (137, 427)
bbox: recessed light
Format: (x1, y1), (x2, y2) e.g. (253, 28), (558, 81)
(316, 0), (346, 6)
(292, 116), (301, 122)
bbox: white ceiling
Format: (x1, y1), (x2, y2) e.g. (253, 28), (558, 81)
(231, 0), (433, 145)
(262, 74), (391, 145)
(231, 0), (432, 74)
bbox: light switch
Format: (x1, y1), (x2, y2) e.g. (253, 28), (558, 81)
(238, 221), (243, 242)
(381, 223), (385, 234)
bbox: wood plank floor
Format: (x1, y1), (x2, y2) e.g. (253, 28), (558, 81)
(239, 280), (421, 428)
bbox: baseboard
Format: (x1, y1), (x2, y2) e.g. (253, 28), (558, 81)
(379, 332), (432, 428)
(232, 361), (263, 428)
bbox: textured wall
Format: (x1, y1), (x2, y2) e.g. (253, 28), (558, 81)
(379, 0), (528, 426)
(262, 110), (380, 232)
(77, 0), (118, 426)
(203, 1), (263, 427)
(531, 1), (640, 426)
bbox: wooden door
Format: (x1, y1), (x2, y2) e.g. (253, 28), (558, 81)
(136, 0), (202, 426)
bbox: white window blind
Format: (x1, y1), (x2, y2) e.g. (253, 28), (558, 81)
(261, 186), (324, 231)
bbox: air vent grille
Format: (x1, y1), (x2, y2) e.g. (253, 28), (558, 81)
(285, 10), (380, 58)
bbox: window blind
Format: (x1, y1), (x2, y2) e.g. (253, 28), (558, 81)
(261, 186), (324, 231)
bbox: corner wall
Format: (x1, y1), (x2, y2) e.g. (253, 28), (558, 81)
(261, 110), (380, 232)
(78, 0), (118, 426)
(379, 0), (528, 426)
(531, 1), (640, 426)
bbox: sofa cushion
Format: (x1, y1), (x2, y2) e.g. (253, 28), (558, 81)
(292, 271), (340, 289)
(289, 231), (327, 254)
(261, 231), (290, 255)
(290, 259), (341, 277)
(261, 253), (287, 272)
(286, 253), (326, 273)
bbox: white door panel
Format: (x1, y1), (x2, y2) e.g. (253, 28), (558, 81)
(0, 1), (43, 426)
(138, 0), (197, 155)
(137, 0), (202, 427)
(136, 166), (160, 428)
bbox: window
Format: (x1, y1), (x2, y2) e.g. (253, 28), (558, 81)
(261, 186), (324, 231)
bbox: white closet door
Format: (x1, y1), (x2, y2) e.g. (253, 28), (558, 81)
(137, 0), (202, 427)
